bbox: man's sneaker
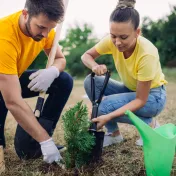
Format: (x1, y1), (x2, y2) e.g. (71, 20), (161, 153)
(103, 133), (123, 147)
(136, 120), (160, 146)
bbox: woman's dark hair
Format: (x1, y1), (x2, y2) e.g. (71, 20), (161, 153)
(110, 0), (140, 30)
(25, 0), (64, 22)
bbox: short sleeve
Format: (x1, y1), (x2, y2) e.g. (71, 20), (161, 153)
(43, 29), (55, 49)
(95, 35), (113, 55)
(137, 55), (158, 81)
(0, 40), (18, 75)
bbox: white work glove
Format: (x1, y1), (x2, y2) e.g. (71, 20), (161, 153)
(28, 66), (60, 92)
(40, 138), (62, 164)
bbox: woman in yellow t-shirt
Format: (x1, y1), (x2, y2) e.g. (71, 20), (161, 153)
(81, 0), (167, 146)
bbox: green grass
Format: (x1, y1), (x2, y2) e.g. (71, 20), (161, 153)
(163, 67), (176, 81)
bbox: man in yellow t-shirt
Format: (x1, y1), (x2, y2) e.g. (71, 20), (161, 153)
(0, 0), (73, 163)
(81, 0), (167, 147)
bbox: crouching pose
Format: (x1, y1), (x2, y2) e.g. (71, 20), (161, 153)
(81, 0), (167, 147)
(0, 0), (73, 163)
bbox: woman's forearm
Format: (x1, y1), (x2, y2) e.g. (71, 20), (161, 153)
(108, 98), (146, 120)
(81, 53), (98, 70)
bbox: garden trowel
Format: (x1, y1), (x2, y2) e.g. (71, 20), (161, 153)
(89, 71), (110, 161)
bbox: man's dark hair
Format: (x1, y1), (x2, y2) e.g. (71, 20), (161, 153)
(25, 0), (64, 22)
(110, 0), (140, 30)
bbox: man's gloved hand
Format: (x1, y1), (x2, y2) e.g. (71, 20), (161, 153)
(40, 138), (62, 164)
(28, 66), (60, 92)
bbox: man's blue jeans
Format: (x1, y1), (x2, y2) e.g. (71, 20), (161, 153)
(84, 74), (166, 133)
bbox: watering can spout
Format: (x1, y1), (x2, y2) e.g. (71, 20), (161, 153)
(125, 110), (154, 143)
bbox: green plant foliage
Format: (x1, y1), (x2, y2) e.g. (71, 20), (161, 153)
(28, 7), (176, 72)
(62, 101), (95, 168)
(60, 23), (116, 77)
(142, 6), (176, 66)
(28, 51), (47, 69)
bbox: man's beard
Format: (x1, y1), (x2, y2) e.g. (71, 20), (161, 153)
(25, 20), (44, 42)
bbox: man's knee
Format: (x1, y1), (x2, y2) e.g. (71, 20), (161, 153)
(14, 125), (41, 160)
(47, 72), (73, 95)
(0, 94), (8, 148)
(57, 72), (73, 91)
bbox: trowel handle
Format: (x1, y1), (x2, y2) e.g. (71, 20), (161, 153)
(90, 104), (98, 131)
(96, 71), (111, 104)
(90, 71), (111, 131)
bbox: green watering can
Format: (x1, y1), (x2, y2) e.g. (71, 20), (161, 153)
(125, 110), (176, 176)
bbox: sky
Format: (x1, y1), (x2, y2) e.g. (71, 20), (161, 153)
(1, 0), (176, 39)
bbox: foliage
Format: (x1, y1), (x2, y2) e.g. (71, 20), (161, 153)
(60, 23), (116, 77)
(62, 101), (95, 168)
(59, 23), (95, 77)
(60, 23), (94, 53)
(28, 23), (117, 75)
(96, 55), (116, 73)
(28, 51), (47, 69)
(29, 7), (176, 74)
(141, 6), (176, 66)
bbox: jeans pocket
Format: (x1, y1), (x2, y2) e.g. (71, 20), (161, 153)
(155, 96), (166, 116)
(135, 96), (165, 118)
(136, 103), (158, 117)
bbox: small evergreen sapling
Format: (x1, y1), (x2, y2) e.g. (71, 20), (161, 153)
(62, 101), (95, 168)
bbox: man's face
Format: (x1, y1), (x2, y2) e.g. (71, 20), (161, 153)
(25, 12), (58, 41)
(109, 21), (140, 52)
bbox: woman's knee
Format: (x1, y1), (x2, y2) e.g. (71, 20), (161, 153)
(97, 99), (111, 116)
(84, 74), (91, 92)
(98, 95), (128, 116)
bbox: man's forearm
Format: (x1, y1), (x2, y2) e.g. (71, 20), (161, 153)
(8, 99), (50, 142)
(0, 74), (50, 142)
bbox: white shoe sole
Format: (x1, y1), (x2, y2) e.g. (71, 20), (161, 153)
(136, 120), (160, 146)
(103, 135), (123, 147)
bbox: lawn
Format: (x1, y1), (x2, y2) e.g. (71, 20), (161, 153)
(2, 69), (176, 176)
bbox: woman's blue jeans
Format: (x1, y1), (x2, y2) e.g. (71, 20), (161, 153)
(84, 74), (166, 133)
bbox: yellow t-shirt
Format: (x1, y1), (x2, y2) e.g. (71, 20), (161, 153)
(95, 35), (167, 91)
(0, 11), (55, 77)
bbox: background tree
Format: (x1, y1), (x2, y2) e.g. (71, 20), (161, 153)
(29, 6), (176, 75)
(28, 51), (47, 70)
(141, 6), (176, 66)
(60, 23), (115, 77)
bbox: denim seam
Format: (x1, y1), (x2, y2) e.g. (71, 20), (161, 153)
(101, 100), (126, 115)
